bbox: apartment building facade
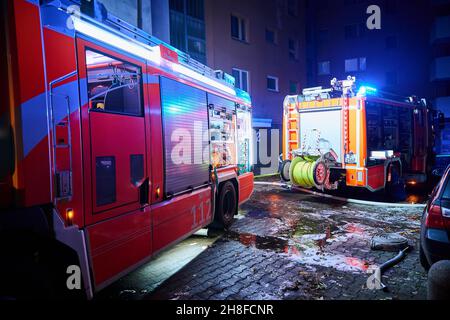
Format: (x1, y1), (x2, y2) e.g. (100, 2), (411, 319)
(306, 0), (431, 98)
(204, 0), (307, 130)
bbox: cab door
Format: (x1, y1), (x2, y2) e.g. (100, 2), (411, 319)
(77, 39), (149, 225)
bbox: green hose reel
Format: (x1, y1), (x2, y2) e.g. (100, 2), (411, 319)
(289, 155), (331, 189)
(289, 157), (316, 188)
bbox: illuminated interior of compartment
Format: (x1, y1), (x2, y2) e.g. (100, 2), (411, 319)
(237, 105), (252, 174)
(86, 50), (143, 116)
(209, 104), (237, 168)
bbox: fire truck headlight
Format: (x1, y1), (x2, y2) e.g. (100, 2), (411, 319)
(344, 153), (357, 164)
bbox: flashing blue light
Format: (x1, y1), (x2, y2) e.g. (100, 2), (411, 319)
(357, 86), (377, 96)
(236, 88), (252, 104)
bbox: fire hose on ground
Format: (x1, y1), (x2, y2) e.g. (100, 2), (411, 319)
(369, 234), (411, 291)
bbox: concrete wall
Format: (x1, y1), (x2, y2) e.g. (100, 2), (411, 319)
(205, 0), (306, 128)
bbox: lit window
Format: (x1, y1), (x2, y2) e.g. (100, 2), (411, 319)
(345, 58), (358, 72)
(232, 68), (250, 93)
(318, 61), (331, 75)
(267, 76), (279, 92)
(231, 15), (248, 42)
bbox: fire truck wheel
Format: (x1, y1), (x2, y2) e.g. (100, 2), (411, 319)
(280, 160), (291, 182)
(214, 181), (237, 230)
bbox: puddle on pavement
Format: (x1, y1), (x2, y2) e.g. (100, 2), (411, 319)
(245, 210), (271, 219)
(293, 219), (335, 237)
(226, 229), (372, 273)
(226, 231), (289, 253)
(227, 209), (378, 274)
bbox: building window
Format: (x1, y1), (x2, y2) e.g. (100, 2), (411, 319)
(169, 0), (184, 12)
(186, 0), (204, 19)
(359, 57), (366, 71)
(188, 38), (206, 57)
(288, 38), (299, 61)
(344, 23), (365, 39)
(345, 24), (358, 39)
(169, 0), (206, 63)
(265, 28), (277, 44)
(232, 68), (250, 92)
(386, 71), (398, 86)
(385, 0), (398, 14)
(345, 57), (366, 72)
(231, 15), (247, 42)
(318, 61), (331, 75)
(289, 81), (299, 94)
(345, 58), (358, 72)
(287, 0), (298, 17)
(318, 29), (329, 44)
(267, 76), (279, 92)
(386, 35), (397, 49)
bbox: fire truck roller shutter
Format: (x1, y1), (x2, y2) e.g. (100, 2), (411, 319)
(160, 77), (210, 197)
(299, 109), (343, 162)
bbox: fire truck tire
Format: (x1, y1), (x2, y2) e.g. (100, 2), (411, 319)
(280, 160), (291, 182)
(214, 181), (237, 230)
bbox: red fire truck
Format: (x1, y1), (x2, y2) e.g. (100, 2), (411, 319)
(280, 77), (438, 196)
(0, 0), (254, 299)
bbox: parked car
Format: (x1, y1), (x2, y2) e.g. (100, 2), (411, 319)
(420, 165), (450, 270)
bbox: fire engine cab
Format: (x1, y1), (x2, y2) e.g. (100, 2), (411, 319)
(280, 77), (436, 196)
(0, 0), (253, 299)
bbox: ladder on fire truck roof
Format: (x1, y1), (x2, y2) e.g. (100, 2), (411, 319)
(298, 76), (429, 107)
(300, 76), (357, 102)
(52, 0), (238, 91)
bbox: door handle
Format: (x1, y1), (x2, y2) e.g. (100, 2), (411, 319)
(139, 178), (150, 206)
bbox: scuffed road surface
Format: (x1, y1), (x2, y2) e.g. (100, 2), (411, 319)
(149, 183), (427, 300)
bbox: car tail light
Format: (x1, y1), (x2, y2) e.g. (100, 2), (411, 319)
(426, 203), (447, 229)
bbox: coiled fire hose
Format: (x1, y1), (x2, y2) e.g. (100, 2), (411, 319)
(289, 156), (328, 189)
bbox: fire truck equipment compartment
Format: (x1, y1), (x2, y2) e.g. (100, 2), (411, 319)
(160, 77), (210, 197)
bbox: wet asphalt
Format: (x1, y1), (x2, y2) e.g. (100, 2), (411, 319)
(99, 177), (429, 300)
